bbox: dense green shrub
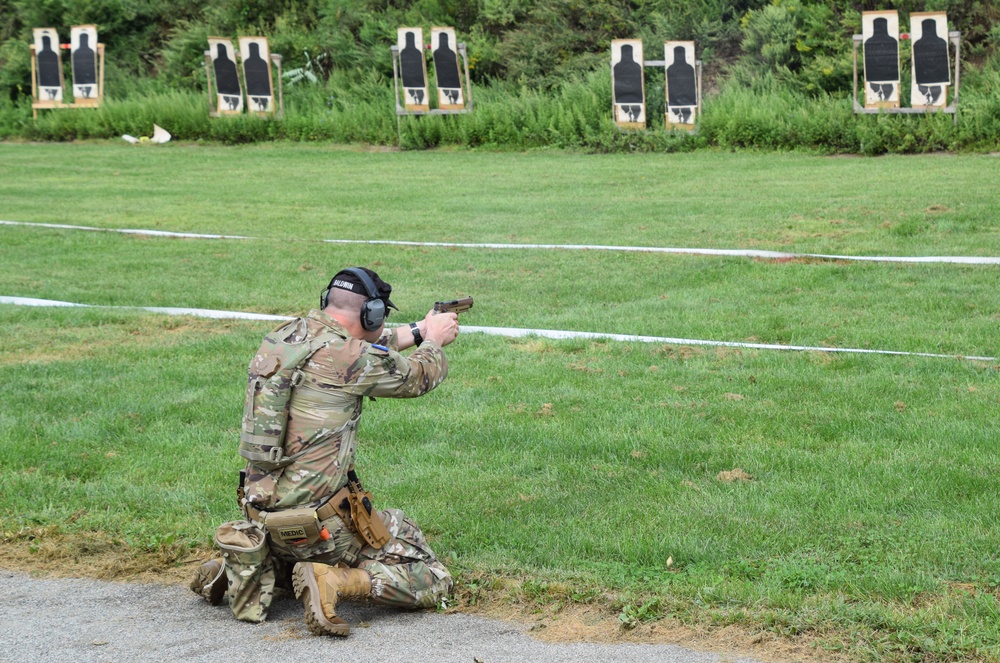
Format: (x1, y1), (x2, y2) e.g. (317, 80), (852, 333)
(733, 1), (856, 95)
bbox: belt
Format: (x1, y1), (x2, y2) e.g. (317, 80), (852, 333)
(245, 486), (350, 524)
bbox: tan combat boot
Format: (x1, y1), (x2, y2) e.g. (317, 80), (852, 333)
(188, 558), (227, 606)
(292, 562), (371, 637)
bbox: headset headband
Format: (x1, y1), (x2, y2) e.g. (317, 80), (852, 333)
(339, 267), (380, 301)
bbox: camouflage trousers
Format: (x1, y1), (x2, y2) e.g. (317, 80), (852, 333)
(219, 507), (452, 623)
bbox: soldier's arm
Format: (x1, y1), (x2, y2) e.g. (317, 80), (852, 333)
(364, 341), (448, 398)
(310, 338), (448, 400)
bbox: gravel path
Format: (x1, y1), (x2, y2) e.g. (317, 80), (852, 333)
(2, 570), (767, 663)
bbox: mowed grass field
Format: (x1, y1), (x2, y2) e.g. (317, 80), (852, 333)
(1, 143), (999, 661)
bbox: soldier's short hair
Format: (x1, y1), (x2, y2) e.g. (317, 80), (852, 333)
(325, 287), (367, 311)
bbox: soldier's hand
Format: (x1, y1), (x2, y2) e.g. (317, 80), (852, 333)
(423, 309), (459, 347)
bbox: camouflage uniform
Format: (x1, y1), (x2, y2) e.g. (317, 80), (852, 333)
(225, 308), (452, 622)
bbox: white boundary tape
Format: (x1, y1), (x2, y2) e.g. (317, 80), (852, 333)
(0, 296), (290, 321)
(1, 296), (994, 362)
(0, 220), (252, 241)
(3, 220), (999, 265)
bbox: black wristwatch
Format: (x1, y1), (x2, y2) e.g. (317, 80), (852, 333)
(409, 322), (424, 347)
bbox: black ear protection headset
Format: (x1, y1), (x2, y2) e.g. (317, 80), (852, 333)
(321, 267), (387, 332)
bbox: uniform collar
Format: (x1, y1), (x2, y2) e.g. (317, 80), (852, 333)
(307, 308), (351, 338)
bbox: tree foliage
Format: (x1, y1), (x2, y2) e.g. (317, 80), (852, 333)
(0, 0), (996, 107)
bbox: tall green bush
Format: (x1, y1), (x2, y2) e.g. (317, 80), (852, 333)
(734, 1), (855, 95)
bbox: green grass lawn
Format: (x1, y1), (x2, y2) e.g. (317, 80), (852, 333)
(1, 143), (998, 661)
(2, 143), (1000, 256)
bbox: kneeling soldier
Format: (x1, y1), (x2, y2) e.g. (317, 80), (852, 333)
(191, 267), (460, 635)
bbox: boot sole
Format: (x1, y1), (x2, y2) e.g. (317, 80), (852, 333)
(292, 564), (350, 637)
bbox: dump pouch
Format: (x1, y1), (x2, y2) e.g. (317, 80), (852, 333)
(347, 487), (391, 549)
(214, 520), (275, 623)
(261, 506), (322, 546)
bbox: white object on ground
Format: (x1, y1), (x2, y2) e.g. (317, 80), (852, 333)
(121, 125), (171, 144)
(150, 124), (172, 143)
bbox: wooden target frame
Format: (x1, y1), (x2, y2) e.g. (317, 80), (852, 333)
(30, 26), (105, 119)
(390, 28), (474, 145)
(203, 39), (284, 119)
(861, 11), (902, 109)
(664, 41), (699, 131)
(909, 12), (950, 110)
(608, 41), (702, 134)
(430, 26), (466, 110)
(852, 24), (962, 125)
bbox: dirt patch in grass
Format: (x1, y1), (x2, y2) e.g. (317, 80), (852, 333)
(754, 256), (854, 266)
(0, 528), (204, 584)
(464, 595), (839, 663)
(717, 468), (754, 482)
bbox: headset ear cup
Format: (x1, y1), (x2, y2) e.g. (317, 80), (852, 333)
(361, 298), (386, 332)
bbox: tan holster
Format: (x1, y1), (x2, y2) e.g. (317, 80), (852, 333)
(346, 485), (391, 549)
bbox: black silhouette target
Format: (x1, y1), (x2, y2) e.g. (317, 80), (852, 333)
(613, 45), (643, 103)
(214, 44), (240, 94)
(432, 28), (463, 106)
(71, 27), (98, 100)
(862, 13), (899, 105)
(244, 44), (271, 95)
(73, 34), (96, 84)
(209, 38), (243, 112)
(240, 38), (273, 113)
(667, 46), (696, 106)
(611, 40), (644, 126)
(35, 31), (62, 100)
(913, 18), (949, 85)
(398, 28), (429, 108)
(910, 14), (950, 107)
(37, 36), (60, 87)
(665, 42), (697, 127)
(401, 32), (422, 85)
(401, 31), (425, 87)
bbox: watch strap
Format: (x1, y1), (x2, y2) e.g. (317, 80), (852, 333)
(409, 322), (424, 347)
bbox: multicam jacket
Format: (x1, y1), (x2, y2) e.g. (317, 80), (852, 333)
(243, 309), (447, 509)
